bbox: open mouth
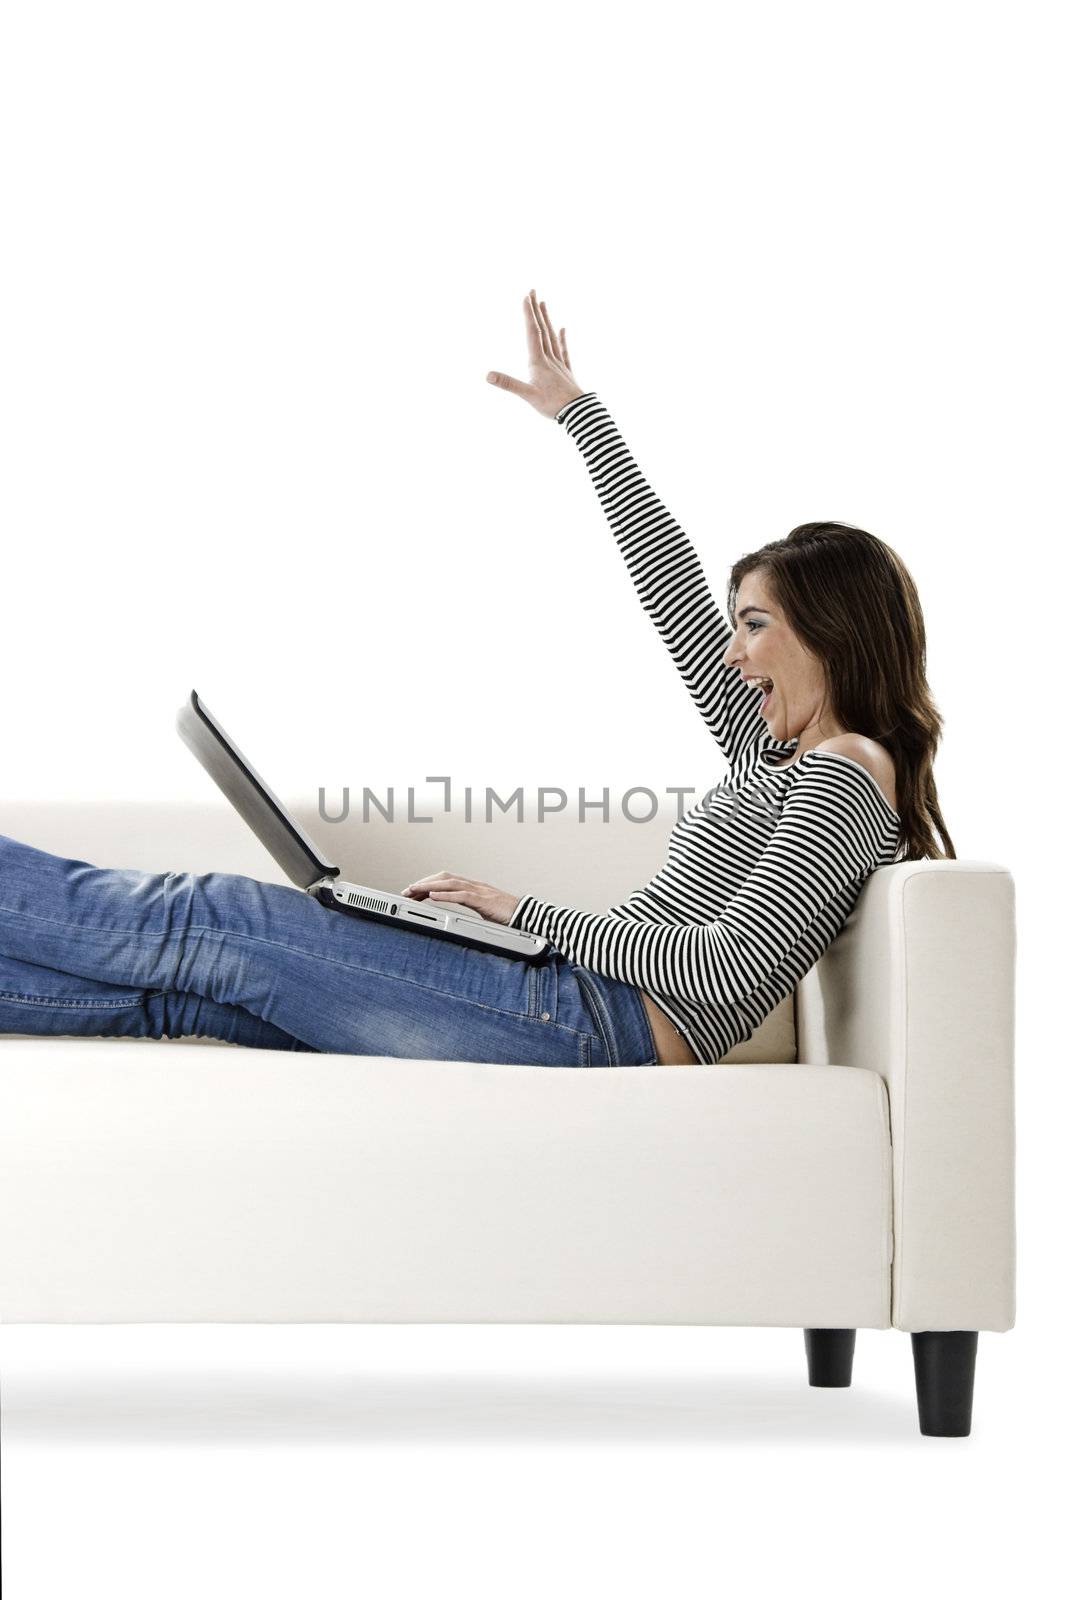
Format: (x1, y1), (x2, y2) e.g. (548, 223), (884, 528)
(748, 676), (774, 712)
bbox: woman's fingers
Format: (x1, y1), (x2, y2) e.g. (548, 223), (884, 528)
(534, 289), (574, 375)
(401, 873), (517, 924)
(534, 291), (556, 360)
(538, 296), (564, 365)
(523, 291), (545, 354)
(529, 288), (563, 367)
(486, 368), (531, 398)
(403, 871), (466, 896)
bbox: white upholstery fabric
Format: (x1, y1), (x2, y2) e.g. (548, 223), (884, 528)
(0, 799), (1015, 1331)
(797, 861), (1016, 1333)
(0, 1045), (892, 1326)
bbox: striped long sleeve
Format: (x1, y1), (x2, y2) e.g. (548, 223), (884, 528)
(509, 749), (899, 1010)
(555, 391), (769, 770)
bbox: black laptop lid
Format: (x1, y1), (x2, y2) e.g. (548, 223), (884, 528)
(176, 689), (339, 889)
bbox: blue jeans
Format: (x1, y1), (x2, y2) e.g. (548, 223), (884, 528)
(0, 833), (658, 1066)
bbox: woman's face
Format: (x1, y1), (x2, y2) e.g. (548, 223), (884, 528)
(723, 569), (832, 745)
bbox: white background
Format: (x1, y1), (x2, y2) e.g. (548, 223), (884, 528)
(1, 0), (1086, 1595)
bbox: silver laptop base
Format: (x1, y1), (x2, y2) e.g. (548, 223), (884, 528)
(307, 878), (551, 962)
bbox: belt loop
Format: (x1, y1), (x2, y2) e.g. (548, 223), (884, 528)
(533, 951), (559, 1022)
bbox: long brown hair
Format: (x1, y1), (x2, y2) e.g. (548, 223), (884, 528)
(728, 521), (955, 861)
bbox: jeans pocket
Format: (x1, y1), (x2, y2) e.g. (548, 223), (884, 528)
(582, 1031), (612, 1067)
(570, 970), (612, 1066)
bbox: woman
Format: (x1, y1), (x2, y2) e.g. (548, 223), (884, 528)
(0, 289), (954, 1067)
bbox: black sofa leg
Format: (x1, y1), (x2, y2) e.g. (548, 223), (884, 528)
(804, 1328), (856, 1387)
(911, 1331), (979, 1437)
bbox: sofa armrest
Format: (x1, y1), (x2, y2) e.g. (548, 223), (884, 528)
(795, 860), (1016, 1333)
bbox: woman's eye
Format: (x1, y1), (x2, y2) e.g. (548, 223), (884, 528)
(745, 620), (762, 631)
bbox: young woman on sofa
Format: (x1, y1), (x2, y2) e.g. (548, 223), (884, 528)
(0, 290), (954, 1068)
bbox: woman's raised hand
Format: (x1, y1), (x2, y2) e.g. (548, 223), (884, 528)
(486, 289), (586, 420)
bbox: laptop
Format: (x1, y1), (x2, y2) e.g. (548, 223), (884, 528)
(176, 689), (551, 963)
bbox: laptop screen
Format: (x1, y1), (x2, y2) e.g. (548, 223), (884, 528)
(176, 689), (339, 890)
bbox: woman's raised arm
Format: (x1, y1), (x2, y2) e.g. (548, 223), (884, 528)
(487, 290), (768, 768)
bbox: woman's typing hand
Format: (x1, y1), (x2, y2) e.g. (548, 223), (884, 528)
(401, 872), (521, 927)
(486, 289), (586, 420)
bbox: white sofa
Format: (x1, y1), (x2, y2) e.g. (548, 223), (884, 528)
(0, 796), (1016, 1437)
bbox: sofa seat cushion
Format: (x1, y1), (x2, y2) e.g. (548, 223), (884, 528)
(1, 1038), (890, 1327)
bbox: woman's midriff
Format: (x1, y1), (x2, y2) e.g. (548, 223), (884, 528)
(638, 989), (698, 1064)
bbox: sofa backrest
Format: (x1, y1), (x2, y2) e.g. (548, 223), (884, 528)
(0, 797), (796, 1064)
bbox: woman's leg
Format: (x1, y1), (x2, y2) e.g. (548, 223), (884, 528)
(0, 831), (611, 1064)
(0, 950), (317, 1050)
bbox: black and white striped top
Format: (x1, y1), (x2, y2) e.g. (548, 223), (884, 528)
(508, 391), (903, 1065)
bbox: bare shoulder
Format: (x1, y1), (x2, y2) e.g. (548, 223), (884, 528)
(813, 734), (898, 813)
